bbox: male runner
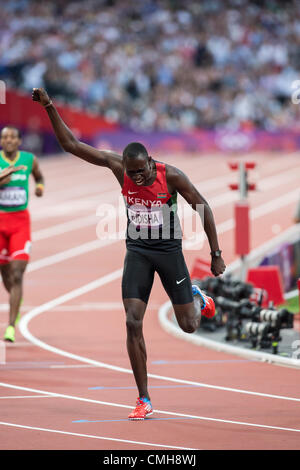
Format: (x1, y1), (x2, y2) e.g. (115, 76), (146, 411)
(32, 87), (226, 420)
(0, 126), (45, 342)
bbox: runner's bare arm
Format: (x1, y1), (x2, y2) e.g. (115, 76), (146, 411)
(0, 165), (25, 186)
(166, 166), (225, 276)
(32, 88), (122, 171)
(32, 157), (45, 197)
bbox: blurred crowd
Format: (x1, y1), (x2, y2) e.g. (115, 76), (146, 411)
(1, 0), (300, 132)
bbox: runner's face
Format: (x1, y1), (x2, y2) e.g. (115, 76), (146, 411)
(0, 128), (21, 154)
(124, 155), (152, 186)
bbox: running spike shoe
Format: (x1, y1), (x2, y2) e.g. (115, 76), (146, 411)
(4, 325), (15, 342)
(128, 397), (153, 420)
(192, 284), (216, 319)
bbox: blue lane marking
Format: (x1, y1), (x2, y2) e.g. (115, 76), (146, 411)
(73, 417), (197, 423)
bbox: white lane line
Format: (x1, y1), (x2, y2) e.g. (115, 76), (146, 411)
(0, 420), (195, 450)
(0, 395), (54, 399)
(18, 273), (300, 403)
(30, 171), (233, 222)
(30, 172), (234, 233)
(184, 186), (300, 249)
(27, 172), (300, 273)
(27, 235), (124, 273)
(30, 177), (113, 204)
(30, 163), (300, 240)
(32, 215), (98, 241)
(158, 300), (300, 369)
(0, 382), (300, 435)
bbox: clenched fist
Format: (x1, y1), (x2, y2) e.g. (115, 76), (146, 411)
(211, 255), (226, 277)
(32, 88), (52, 107)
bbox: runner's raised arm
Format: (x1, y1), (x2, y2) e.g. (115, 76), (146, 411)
(32, 88), (122, 174)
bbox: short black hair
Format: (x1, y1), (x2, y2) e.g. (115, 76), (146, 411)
(1, 126), (22, 138)
(123, 142), (148, 159)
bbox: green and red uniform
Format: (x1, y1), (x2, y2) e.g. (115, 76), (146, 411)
(0, 150), (34, 264)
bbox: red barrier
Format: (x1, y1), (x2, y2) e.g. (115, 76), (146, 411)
(234, 201), (250, 256)
(228, 161), (256, 170)
(0, 89), (119, 139)
(246, 266), (285, 306)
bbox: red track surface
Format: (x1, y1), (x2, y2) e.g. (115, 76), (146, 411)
(0, 151), (300, 450)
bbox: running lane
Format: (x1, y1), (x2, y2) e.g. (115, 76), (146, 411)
(0, 151), (300, 450)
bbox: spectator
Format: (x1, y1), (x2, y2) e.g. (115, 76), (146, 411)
(0, 0), (299, 132)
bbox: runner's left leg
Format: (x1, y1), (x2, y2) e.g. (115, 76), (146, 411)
(172, 301), (201, 333)
(7, 259), (27, 327)
(155, 250), (214, 332)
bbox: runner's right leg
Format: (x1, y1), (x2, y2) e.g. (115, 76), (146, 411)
(0, 263), (11, 293)
(123, 298), (149, 399)
(8, 259), (27, 328)
(1, 260), (27, 342)
(122, 250), (155, 419)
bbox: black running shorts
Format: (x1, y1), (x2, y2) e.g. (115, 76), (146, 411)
(122, 249), (193, 305)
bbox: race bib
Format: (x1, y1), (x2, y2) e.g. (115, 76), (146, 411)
(0, 186), (27, 207)
(128, 205), (163, 228)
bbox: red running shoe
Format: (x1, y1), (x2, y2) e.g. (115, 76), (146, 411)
(128, 397), (153, 420)
(192, 285), (216, 319)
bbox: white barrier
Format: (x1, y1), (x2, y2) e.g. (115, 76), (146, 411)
(158, 300), (300, 368)
(158, 224), (300, 368)
(225, 223), (300, 281)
